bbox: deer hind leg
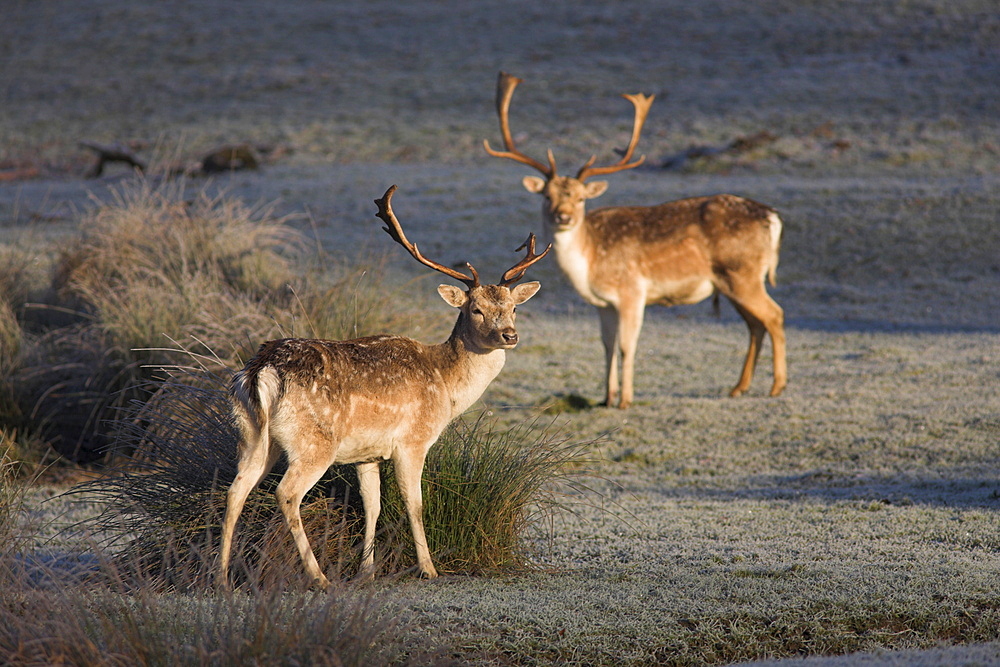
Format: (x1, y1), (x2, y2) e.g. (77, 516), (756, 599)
(355, 461), (381, 581)
(725, 283), (786, 397)
(275, 456), (334, 590)
(598, 306), (620, 407)
(217, 432), (280, 588)
(615, 298), (646, 410)
(393, 446), (438, 579)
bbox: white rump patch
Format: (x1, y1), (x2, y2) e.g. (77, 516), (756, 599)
(256, 366), (282, 417)
(768, 212), (782, 254)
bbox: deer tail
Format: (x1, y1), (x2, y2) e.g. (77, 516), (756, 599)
(767, 211), (783, 287)
(230, 364), (282, 454)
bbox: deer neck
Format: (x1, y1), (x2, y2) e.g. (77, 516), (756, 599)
(545, 214), (603, 306)
(432, 315), (507, 417)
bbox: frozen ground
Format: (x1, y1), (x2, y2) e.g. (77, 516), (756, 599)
(2, 1), (999, 664)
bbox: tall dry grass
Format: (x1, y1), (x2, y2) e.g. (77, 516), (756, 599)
(7, 178), (433, 463)
(0, 243), (34, 425)
(0, 584), (434, 666)
(0, 243), (56, 472)
(0, 460), (443, 666)
(0, 299), (22, 424)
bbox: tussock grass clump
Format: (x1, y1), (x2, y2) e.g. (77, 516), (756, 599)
(0, 242), (39, 426)
(0, 428), (53, 477)
(0, 242), (40, 312)
(0, 387), (444, 665)
(9, 178), (432, 463)
(0, 584), (430, 667)
(0, 457), (23, 546)
(0, 299), (23, 424)
(53, 178), (301, 360)
(0, 243), (56, 469)
(71, 359), (593, 588)
(0, 299), (21, 371)
(383, 414), (594, 574)
(57, 179), (297, 303)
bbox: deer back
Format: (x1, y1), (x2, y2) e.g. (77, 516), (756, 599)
(230, 281), (541, 464)
(558, 194), (781, 308)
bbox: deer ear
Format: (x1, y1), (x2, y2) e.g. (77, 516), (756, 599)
(522, 176), (546, 193)
(584, 181), (609, 199)
(437, 284), (468, 308)
(510, 281), (541, 305)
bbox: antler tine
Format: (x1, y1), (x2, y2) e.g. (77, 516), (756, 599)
(499, 233), (552, 286)
(374, 185), (479, 289)
(576, 92), (655, 181)
(483, 71), (557, 178)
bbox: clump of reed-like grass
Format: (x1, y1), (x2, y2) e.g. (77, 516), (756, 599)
(1, 430), (444, 665)
(0, 456), (22, 545)
(381, 414), (595, 574)
(0, 243), (58, 471)
(0, 242), (37, 419)
(0, 299), (23, 424)
(0, 505), (442, 666)
(10, 177), (434, 463)
(0, 583), (434, 666)
(69, 354), (594, 589)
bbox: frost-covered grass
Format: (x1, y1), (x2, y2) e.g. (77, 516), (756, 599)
(0, 0), (996, 176)
(2, 0), (1000, 664)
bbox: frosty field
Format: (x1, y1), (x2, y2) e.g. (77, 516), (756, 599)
(2, 1), (999, 664)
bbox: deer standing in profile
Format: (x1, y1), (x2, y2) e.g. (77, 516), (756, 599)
(217, 185), (549, 589)
(484, 72), (786, 409)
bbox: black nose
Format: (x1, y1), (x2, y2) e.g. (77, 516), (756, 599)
(502, 331), (518, 344)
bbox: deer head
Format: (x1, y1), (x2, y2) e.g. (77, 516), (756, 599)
(374, 184), (548, 351)
(484, 72), (654, 231)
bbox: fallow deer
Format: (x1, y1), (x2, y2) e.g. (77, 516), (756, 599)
(217, 185), (549, 589)
(484, 72), (786, 408)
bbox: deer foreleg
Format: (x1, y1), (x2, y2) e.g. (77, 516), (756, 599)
(598, 306), (620, 407)
(616, 299), (646, 410)
(393, 447), (438, 579)
(731, 307), (765, 397)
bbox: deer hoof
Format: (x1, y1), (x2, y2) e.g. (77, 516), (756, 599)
(311, 575), (332, 591)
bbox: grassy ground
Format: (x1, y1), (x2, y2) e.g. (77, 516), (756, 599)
(2, 0), (999, 664)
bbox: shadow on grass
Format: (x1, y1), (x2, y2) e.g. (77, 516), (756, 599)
(787, 316), (1000, 335)
(657, 469), (1000, 510)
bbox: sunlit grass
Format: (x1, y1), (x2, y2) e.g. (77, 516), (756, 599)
(2, 177), (435, 464)
(67, 355), (594, 588)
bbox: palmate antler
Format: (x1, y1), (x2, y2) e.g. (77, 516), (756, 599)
(575, 92), (655, 181)
(374, 185), (550, 288)
(482, 72), (557, 178)
(483, 71), (655, 182)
